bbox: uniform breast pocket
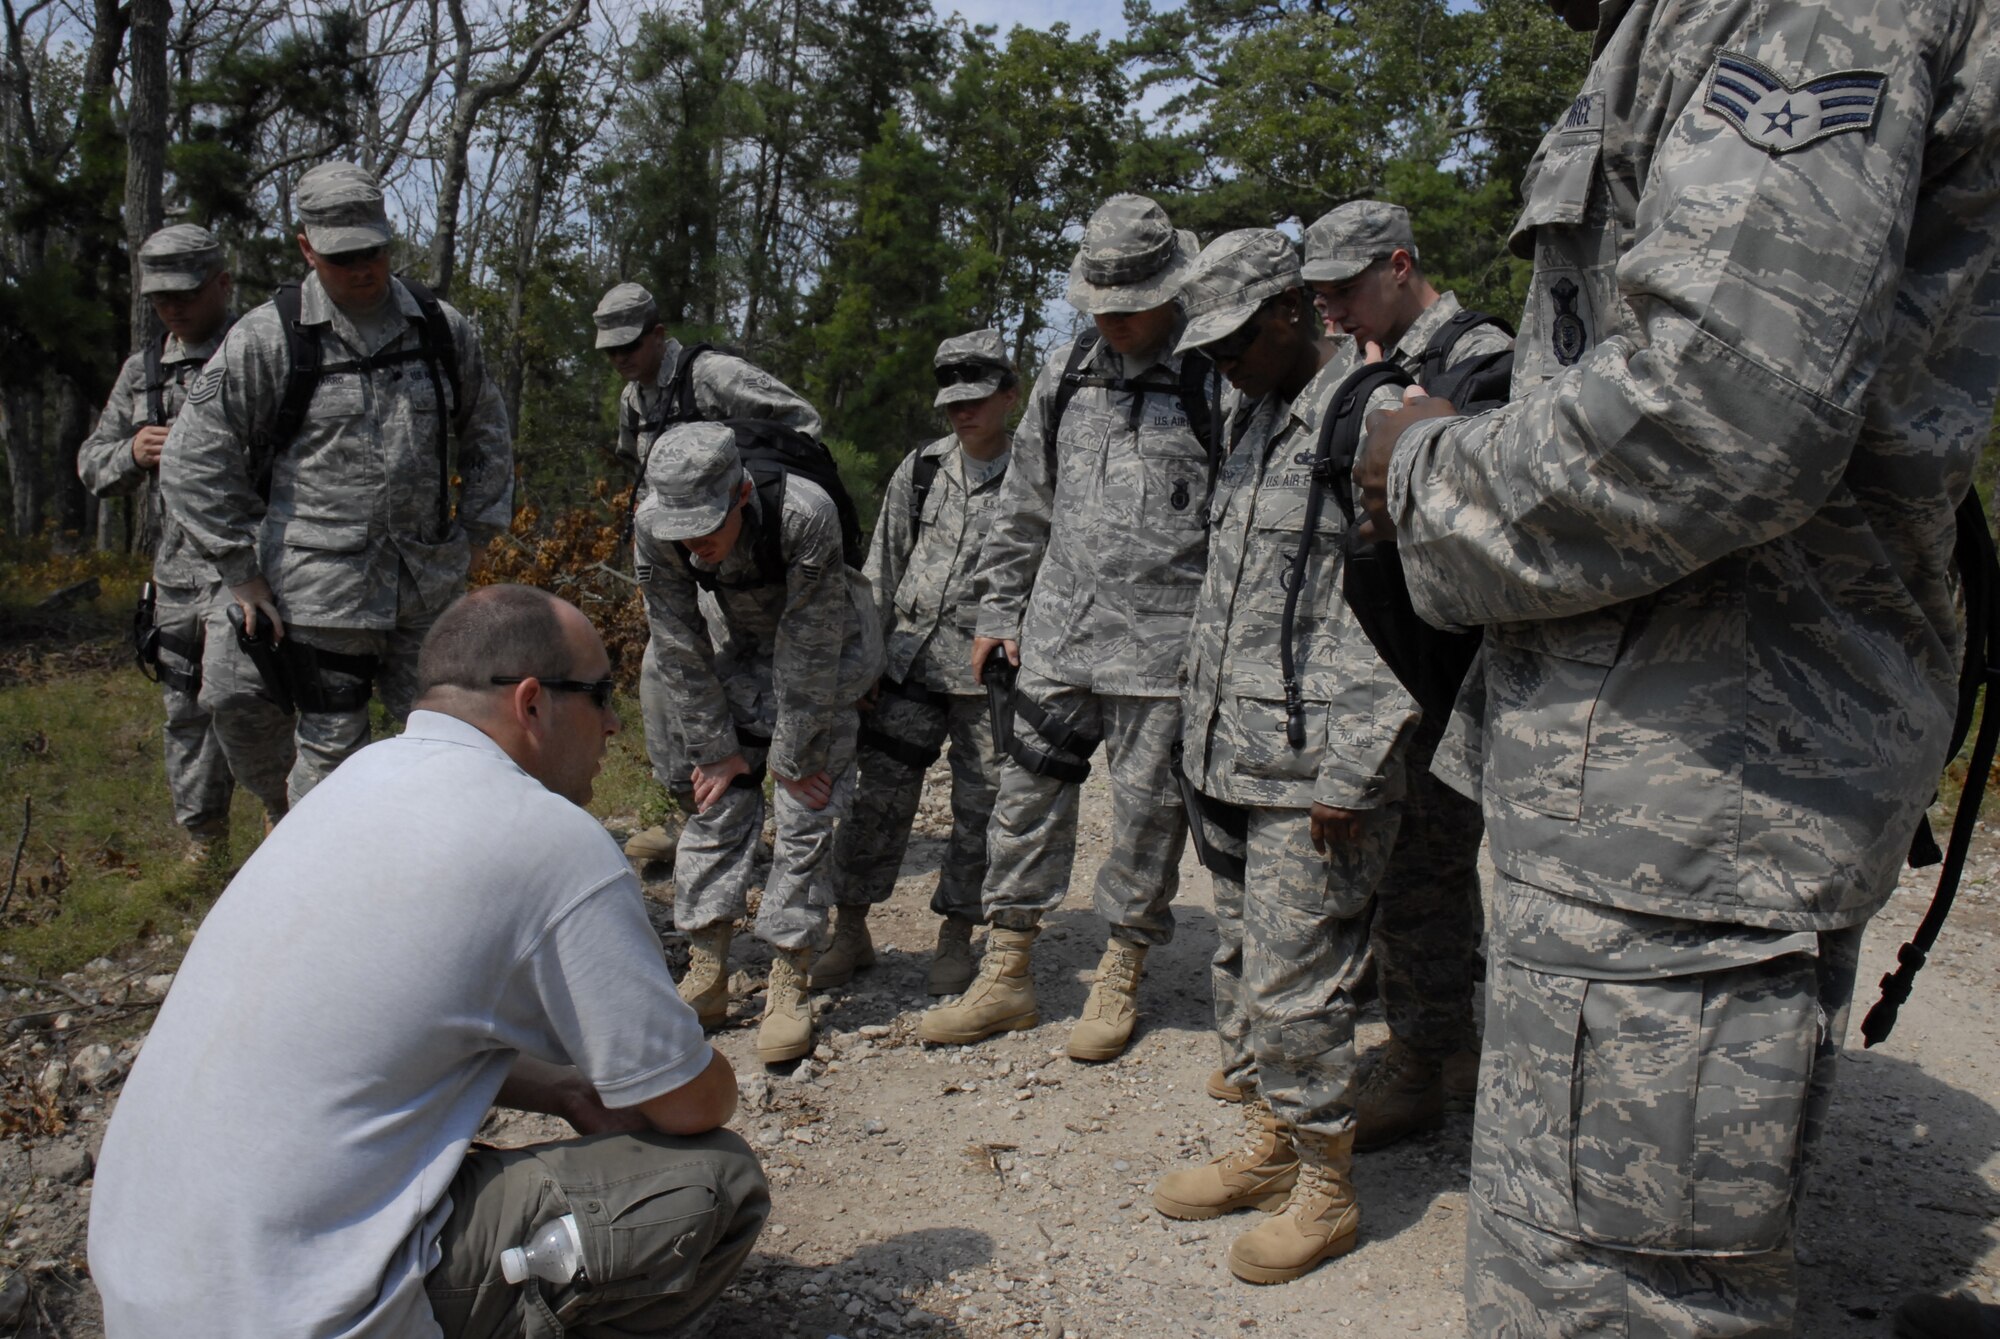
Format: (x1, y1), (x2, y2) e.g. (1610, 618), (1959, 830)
(1227, 694), (1321, 784)
(403, 373), (442, 416)
(1139, 443), (1207, 530)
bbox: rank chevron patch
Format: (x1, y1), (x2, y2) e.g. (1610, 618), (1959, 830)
(1703, 51), (1888, 153)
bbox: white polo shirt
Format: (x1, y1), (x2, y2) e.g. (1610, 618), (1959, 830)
(89, 711), (711, 1338)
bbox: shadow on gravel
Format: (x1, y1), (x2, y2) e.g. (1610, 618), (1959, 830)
(711, 1226), (994, 1337)
(1797, 1044), (2000, 1335)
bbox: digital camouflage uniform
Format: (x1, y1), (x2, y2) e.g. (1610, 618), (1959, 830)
(834, 412), (1009, 919)
(162, 166), (513, 804)
(635, 424), (881, 952)
(1179, 236), (1418, 1142)
(975, 209), (1215, 949)
(1378, 0), (2000, 1327)
(1367, 290), (1513, 1068)
(596, 282), (824, 808)
(76, 227), (293, 839)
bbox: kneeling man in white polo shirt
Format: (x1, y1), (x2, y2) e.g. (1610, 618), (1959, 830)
(89, 584), (767, 1338)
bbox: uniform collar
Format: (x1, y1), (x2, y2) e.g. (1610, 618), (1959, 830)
(1283, 337), (1366, 440)
(650, 338), (689, 397)
(1393, 291), (1465, 367)
(163, 317), (231, 366)
(300, 272), (422, 356)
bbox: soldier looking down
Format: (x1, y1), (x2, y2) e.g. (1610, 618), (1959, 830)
(825, 328), (1019, 996)
(1355, 0), (2000, 1328)
(593, 280), (823, 866)
(920, 194), (1221, 1061)
(161, 161), (514, 804)
(77, 224), (294, 859)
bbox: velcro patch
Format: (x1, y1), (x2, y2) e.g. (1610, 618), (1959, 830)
(1703, 51), (1887, 153)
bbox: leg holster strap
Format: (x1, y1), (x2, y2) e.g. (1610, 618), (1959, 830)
(859, 724), (943, 771)
(1006, 693), (1101, 786)
(1170, 740), (1248, 882)
(286, 642), (380, 714)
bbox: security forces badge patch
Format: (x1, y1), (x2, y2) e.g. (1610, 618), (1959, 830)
(1704, 52), (1887, 153)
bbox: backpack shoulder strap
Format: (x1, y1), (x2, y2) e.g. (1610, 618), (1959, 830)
(1176, 349), (1220, 467)
(752, 467), (789, 586)
(253, 282), (321, 498)
(1043, 330), (1101, 484)
(910, 446), (944, 529)
(662, 342), (715, 426)
(142, 335), (169, 428)
(1315, 362), (1417, 523)
(395, 275), (463, 417)
(1420, 308), (1513, 383)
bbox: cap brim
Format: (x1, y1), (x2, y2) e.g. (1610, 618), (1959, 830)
(934, 376), (1004, 407)
(139, 270), (210, 295)
(1299, 255), (1373, 283)
(639, 494), (734, 543)
(1065, 251), (1194, 315)
(1174, 299), (1263, 356)
(594, 324), (647, 349)
(304, 221), (392, 254)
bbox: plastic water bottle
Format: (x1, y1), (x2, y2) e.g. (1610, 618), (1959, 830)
(498, 1212), (585, 1286)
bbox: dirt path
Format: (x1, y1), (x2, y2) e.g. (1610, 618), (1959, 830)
(9, 772), (1999, 1337)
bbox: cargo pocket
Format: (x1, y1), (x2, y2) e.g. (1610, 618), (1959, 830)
(1227, 695), (1320, 784)
(1479, 950), (1820, 1255)
(272, 517), (371, 613)
(565, 1163), (721, 1305)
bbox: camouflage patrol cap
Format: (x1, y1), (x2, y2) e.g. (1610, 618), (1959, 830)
(1175, 230), (1303, 355)
(1300, 200), (1417, 283)
(932, 328), (1013, 407)
(639, 422), (746, 542)
(1064, 195), (1195, 315)
(138, 224), (224, 295)
(295, 161), (392, 253)
(593, 282), (659, 349)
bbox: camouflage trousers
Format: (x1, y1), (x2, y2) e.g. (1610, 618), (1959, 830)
(281, 611), (434, 806)
(673, 713), (858, 952)
(426, 1128), (769, 1339)
(982, 671), (1189, 946)
(1371, 717), (1484, 1059)
(833, 688), (999, 919)
(1208, 799), (1402, 1138)
(1467, 873), (1865, 1337)
(638, 634), (695, 807)
(152, 583), (292, 836)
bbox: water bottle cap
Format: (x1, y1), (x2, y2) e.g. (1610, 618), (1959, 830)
(498, 1246), (529, 1285)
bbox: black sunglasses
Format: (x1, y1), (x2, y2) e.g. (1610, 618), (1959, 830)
(933, 362), (997, 388)
(489, 675), (616, 710)
(321, 244), (387, 268)
(1204, 300), (1284, 361)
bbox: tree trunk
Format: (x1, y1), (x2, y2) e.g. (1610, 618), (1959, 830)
(3, 386), (43, 537)
(54, 377), (90, 541)
(121, 0), (168, 552)
(503, 112), (553, 431)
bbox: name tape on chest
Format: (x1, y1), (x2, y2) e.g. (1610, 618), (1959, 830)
(1704, 51), (1887, 154)
(1559, 91), (1605, 139)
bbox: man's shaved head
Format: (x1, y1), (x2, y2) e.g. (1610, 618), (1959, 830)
(416, 585), (572, 695)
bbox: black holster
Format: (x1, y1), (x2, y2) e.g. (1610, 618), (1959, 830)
(985, 651), (1100, 785)
(133, 582), (200, 694)
(1169, 740), (1247, 883)
(227, 606), (376, 716)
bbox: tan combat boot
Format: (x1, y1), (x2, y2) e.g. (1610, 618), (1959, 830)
(1227, 1129), (1359, 1284)
(1442, 1045), (1481, 1112)
(917, 926), (1039, 1044)
(808, 906), (877, 988)
(623, 818), (683, 864)
(927, 916), (977, 997)
(679, 924), (733, 1030)
(757, 948), (815, 1065)
(1352, 1038), (1445, 1151)
(1154, 1099), (1299, 1220)
(1207, 1068), (1248, 1103)
(1067, 938), (1147, 1061)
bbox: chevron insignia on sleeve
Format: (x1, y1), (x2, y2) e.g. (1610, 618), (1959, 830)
(1704, 51), (1888, 152)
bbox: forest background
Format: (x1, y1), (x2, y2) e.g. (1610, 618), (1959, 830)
(0, 0), (1599, 568)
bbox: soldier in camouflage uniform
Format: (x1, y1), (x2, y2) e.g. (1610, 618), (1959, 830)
(918, 195), (1218, 1062)
(1356, 0), (2000, 1326)
(1150, 229), (1417, 1285)
(594, 281), (823, 866)
(162, 162), (513, 804)
(636, 424), (881, 1066)
(822, 329), (1018, 995)
(1300, 200), (1515, 1147)
(77, 225), (294, 859)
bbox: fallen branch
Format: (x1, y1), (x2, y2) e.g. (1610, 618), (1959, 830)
(1, 797), (29, 918)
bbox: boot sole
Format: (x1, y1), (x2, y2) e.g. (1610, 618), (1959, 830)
(917, 1011), (1039, 1045)
(1227, 1225), (1359, 1284)
(1354, 1109), (1445, 1152)
(1153, 1183), (1296, 1221)
(1067, 1033), (1134, 1063)
(757, 1036), (813, 1064)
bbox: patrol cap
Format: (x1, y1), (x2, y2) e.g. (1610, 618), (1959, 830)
(138, 224), (224, 295)
(1065, 195), (1195, 316)
(640, 422), (746, 542)
(594, 282), (659, 349)
(1175, 230), (1303, 355)
(932, 328), (1013, 407)
(1300, 200), (1417, 283)
(295, 161), (393, 253)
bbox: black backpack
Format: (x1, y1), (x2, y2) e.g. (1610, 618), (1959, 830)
(619, 343), (793, 550)
(673, 418), (866, 592)
(254, 276), (461, 530)
(1044, 330), (1222, 479)
(1413, 309), (1514, 414)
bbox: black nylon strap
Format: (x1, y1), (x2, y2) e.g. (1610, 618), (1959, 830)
(1011, 692), (1102, 760)
(880, 674), (950, 709)
(1005, 735), (1091, 784)
(860, 725), (943, 771)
